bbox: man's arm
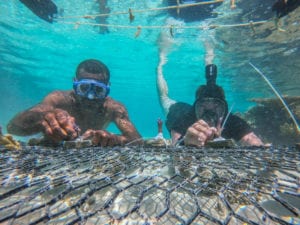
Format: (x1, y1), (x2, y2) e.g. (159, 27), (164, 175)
(240, 132), (264, 146)
(113, 105), (142, 145)
(82, 102), (142, 147)
(7, 91), (78, 141)
(170, 130), (183, 146)
(156, 32), (176, 116)
(223, 114), (264, 146)
(7, 103), (54, 136)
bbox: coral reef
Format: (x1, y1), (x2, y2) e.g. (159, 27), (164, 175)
(0, 126), (21, 150)
(244, 96), (300, 145)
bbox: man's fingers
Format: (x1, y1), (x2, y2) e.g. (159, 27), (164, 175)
(44, 113), (68, 139)
(188, 126), (206, 146)
(55, 111), (78, 139)
(94, 130), (109, 147)
(82, 130), (117, 147)
(41, 120), (53, 136)
(41, 119), (63, 142)
(193, 120), (217, 138)
(198, 120), (211, 129)
(185, 120), (218, 147)
(107, 134), (118, 147)
(185, 127), (201, 146)
(82, 129), (95, 140)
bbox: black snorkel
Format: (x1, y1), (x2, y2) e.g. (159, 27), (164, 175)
(205, 64), (217, 88)
(194, 64), (235, 147)
(194, 64), (228, 128)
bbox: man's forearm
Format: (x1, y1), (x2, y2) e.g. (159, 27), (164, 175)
(7, 105), (52, 136)
(240, 132), (263, 146)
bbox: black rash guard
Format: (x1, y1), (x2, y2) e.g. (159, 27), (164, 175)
(166, 102), (252, 141)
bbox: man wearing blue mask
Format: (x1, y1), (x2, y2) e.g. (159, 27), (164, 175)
(7, 59), (141, 147)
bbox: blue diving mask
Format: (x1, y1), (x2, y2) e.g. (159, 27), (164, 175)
(73, 79), (110, 100)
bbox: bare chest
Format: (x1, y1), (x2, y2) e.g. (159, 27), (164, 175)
(71, 107), (111, 133)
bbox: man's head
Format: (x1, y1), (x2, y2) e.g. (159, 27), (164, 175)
(73, 59), (110, 100)
(194, 64), (228, 127)
(75, 59), (110, 84)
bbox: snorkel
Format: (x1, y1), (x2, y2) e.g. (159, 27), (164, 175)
(205, 63), (217, 88)
(194, 64), (228, 129)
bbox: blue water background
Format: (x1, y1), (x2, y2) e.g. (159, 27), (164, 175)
(0, 1), (298, 139)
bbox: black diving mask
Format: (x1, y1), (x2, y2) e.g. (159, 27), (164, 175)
(195, 97), (227, 127)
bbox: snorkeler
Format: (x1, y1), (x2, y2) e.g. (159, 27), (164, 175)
(156, 34), (263, 147)
(7, 59), (142, 147)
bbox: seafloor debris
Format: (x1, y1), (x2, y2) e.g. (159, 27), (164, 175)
(244, 96), (300, 145)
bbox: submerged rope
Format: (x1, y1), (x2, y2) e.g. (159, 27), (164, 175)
(64, 20), (268, 31)
(55, 0), (268, 32)
(56, 0), (225, 20)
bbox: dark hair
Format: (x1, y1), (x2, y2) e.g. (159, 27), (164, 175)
(195, 84), (226, 101)
(76, 59), (110, 82)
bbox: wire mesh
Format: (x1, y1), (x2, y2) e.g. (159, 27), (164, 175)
(0, 146), (299, 225)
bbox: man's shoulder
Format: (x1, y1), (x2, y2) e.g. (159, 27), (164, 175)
(104, 97), (127, 111)
(167, 102), (195, 122)
(168, 102), (193, 114)
(227, 113), (247, 124)
(104, 96), (123, 105)
(44, 90), (74, 104)
(166, 102), (195, 134)
(47, 90), (73, 97)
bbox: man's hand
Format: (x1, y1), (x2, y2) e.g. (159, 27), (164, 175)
(82, 129), (121, 147)
(42, 109), (79, 142)
(184, 120), (218, 147)
(240, 132), (264, 146)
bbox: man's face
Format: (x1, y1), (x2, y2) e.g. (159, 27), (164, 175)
(73, 73), (110, 101)
(195, 98), (227, 128)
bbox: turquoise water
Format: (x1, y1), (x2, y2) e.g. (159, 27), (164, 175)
(1, 1), (299, 139)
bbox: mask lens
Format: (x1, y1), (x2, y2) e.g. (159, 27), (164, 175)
(73, 79), (109, 99)
(78, 83), (91, 94)
(195, 98), (226, 127)
(93, 85), (106, 98)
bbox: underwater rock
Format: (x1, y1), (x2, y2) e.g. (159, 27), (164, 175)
(244, 96), (300, 145)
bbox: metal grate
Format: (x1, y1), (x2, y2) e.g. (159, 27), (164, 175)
(0, 146), (299, 225)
